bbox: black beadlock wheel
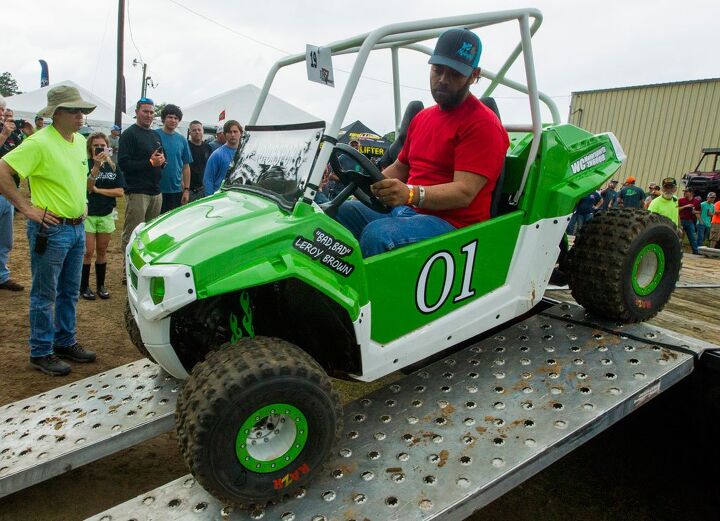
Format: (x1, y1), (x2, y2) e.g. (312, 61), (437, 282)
(124, 300), (156, 363)
(175, 337), (342, 508)
(567, 208), (682, 323)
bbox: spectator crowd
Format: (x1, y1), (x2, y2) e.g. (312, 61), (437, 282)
(568, 175), (720, 252)
(0, 87), (243, 376)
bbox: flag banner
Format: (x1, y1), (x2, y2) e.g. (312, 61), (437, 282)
(39, 59), (49, 87)
(219, 109), (226, 122)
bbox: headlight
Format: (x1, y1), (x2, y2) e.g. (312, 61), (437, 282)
(150, 276), (165, 304)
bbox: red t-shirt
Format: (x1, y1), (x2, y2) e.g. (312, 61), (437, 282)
(678, 197), (700, 221)
(397, 95), (509, 228)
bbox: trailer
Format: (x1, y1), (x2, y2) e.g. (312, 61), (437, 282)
(2, 300), (717, 520)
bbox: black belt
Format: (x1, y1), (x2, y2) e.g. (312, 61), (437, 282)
(57, 216), (85, 225)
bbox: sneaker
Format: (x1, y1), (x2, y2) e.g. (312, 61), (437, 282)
(81, 287), (97, 300)
(0, 279), (24, 291)
(97, 286), (110, 299)
(29, 354), (71, 376)
(54, 343), (97, 363)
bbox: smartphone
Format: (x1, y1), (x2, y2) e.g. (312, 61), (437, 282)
(94, 146), (104, 156)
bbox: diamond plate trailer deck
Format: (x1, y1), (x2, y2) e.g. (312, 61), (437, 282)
(0, 361), (179, 498)
(79, 301), (716, 521)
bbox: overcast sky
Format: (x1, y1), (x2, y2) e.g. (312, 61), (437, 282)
(2, 0), (717, 134)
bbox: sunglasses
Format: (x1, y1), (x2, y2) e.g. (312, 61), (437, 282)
(58, 107), (90, 115)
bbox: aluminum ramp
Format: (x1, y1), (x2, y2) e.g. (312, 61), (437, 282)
(85, 302), (708, 521)
(0, 360), (178, 498)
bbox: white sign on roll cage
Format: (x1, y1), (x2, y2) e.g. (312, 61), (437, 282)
(247, 9), (562, 209)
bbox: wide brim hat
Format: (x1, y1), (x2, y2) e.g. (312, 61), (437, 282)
(38, 85), (96, 118)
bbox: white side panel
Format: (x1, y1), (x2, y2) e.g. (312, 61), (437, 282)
(352, 215), (570, 381)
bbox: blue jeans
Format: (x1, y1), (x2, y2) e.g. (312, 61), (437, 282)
(26, 220), (85, 357)
(697, 223), (707, 246)
(0, 195), (13, 284)
(566, 212), (593, 236)
(680, 219), (698, 253)
(336, 201), (456, 257)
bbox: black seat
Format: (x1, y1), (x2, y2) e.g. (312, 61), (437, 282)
(478, 97), (507, 218)
(378, 100), (424, 170)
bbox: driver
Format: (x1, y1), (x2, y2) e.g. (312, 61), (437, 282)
(337, 28), (509, 257)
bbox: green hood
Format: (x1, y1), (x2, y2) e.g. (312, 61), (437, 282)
(136, 190), (287, 266)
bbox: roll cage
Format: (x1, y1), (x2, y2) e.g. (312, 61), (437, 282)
(247, 9), (561, 209)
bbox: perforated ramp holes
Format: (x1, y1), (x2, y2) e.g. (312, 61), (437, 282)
(385, 496), (399, 507)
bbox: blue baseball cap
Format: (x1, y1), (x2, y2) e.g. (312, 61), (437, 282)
(428, 28), (482, 77)
(111, 124), (121, 131)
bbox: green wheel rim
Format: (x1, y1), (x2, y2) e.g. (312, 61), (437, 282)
(235, 403), (308, 473)
(631, 243), (665, 296)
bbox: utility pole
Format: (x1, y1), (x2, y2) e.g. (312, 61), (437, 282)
(133, 59), (148, 97)
(114, 0), (125, 127)
(141, 62), (148, 97)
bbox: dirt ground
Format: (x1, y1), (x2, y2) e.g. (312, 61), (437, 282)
(0, 206), (718, 520)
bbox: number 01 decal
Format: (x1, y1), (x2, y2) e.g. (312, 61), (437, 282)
(416, 241), (478, 314)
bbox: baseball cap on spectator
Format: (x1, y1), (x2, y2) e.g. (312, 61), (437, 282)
(428, 28), (482, 77)
(661, 177), (677, 187)
(708, 192), (716, 198)
(136, 97), (154, 108)
(35, 115), (44, 122)
(216, 126), (224, 133)
(111, 124), (121, 132)
(625, 176), (636, 184)
(38, 85), (96, 117)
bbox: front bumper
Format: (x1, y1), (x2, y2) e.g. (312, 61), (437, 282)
(126, 224), (196, 379)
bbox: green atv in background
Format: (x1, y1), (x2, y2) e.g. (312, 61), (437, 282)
(124, 9), (682, 508)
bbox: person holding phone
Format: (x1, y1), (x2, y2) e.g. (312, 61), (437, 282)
(118, 97), (165, 284)
(80, 132), (125, 300)
(0, 96), (24, 292)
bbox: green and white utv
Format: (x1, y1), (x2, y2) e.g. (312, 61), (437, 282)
(125, 9), (681, 508)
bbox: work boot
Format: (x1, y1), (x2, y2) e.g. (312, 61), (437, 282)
(95, 263), (109, 299)
(29, 354), (71, 376)
(81, 287), (97, 300)
(54, 343), (97, 363)
(80, 263), (91, 295)
(0, 279), (24, 291)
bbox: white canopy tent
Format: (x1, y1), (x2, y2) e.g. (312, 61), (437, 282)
(4, 80), (134, 132)
(182, 84), (319, 128)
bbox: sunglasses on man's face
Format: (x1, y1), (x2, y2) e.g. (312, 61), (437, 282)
(58, 107), (89, 115)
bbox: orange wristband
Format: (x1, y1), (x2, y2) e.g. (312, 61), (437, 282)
(407, 185), (415, 205)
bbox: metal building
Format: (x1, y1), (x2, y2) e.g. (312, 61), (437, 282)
(569, 78), (720, 192)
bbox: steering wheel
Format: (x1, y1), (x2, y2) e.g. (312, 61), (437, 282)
(325, 143), (390, 215)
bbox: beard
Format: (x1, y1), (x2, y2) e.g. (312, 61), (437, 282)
(431, 77), (473, 109)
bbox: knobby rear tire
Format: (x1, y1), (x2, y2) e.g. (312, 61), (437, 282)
(568, 208), (682, 322)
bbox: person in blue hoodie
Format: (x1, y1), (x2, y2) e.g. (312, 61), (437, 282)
(203, 120), (243, 195)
